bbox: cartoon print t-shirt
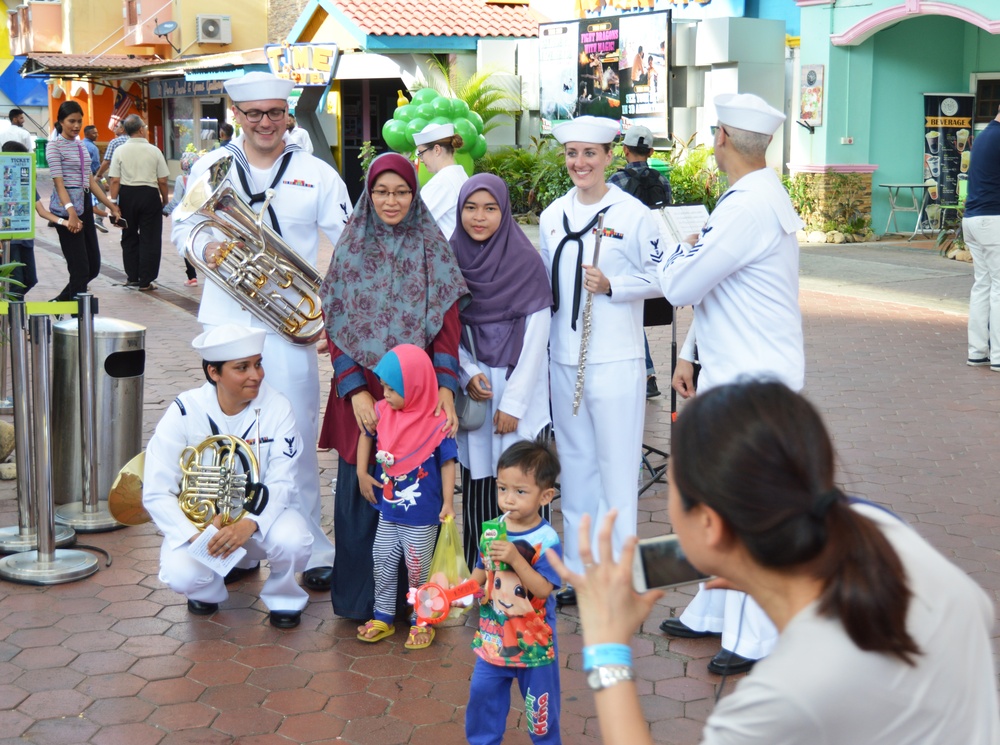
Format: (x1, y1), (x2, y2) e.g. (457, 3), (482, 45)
(370, 436), (458, 527)
(472, 520), (562, 668)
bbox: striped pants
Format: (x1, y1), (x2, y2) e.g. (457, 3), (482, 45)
(372, 518), (437, 625)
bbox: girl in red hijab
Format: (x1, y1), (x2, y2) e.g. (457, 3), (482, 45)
(355, 344), (457, 650)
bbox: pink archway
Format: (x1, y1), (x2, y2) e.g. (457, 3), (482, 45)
(828, 2), (1000, 46)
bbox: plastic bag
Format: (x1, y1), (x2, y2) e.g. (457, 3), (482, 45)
(426, 516), (474, 626)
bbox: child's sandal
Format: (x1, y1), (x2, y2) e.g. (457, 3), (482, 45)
(404, 624), (435, 650)
(357, 619), (395, 643)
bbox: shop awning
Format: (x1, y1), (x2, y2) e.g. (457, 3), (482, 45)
(0, 56), (49, 106)
(184, 65), (267, 82)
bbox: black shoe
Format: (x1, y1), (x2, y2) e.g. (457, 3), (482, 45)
(187, 599), (219, 616)
(646, 375), (661, 399)
(269, 610), (302, 629)
(555, 586), (576, 607)
(659, 617), (721, 639)
(124, 281), (140, 288)
(707, 649), (757, 676)
(302, 566), (333, 591)
(223, 561), (261, 585)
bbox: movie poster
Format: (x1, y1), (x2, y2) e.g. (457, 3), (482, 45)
(539, 10), (669, 137)
(0, 153), (35, 241)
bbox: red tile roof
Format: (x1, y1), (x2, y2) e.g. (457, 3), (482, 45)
(25, 54), (159, 72)
(336, 0), (546, 38)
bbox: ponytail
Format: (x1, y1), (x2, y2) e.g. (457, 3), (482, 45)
(674, 381), (920, 664)
(815, 497), (919, 664)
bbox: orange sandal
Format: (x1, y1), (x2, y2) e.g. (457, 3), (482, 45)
(357, 619), (395, 643)
(404, 624), (435, 650)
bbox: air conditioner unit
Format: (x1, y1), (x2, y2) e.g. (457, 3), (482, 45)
(196, 14), (231, 44)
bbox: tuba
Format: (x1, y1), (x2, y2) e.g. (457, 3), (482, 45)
(173, 155), (325, 345)
(108, 434), (268, 529)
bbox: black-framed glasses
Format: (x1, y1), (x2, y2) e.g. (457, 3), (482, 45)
(710, 124), (730, 138)
(416, 147), (433, 159)
(371, 188), (413, 201)
(234, 104), (287, 123)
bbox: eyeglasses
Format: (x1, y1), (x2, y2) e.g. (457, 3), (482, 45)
(371, 188), (413, 201)
(234, 104), (287, 123)
(416, 147), (433, 159)
(710, 124), (731, 138)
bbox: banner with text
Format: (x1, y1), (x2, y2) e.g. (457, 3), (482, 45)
(922, 93), (975, 227)
(539, 11), (670, 138)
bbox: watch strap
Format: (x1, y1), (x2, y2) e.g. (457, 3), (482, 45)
(588, 664), (634, 691)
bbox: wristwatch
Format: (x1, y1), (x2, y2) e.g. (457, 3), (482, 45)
(586, 664), (634, 691)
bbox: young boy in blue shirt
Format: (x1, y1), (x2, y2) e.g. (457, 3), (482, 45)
(467, 436), (562, 744)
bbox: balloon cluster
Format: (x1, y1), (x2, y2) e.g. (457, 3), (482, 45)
(382, 88), (488, 160)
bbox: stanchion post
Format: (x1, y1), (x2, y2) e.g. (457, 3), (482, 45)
(0, 239), (12, 412)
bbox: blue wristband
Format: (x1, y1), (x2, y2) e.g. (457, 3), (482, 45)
(583, 643), (632, 671)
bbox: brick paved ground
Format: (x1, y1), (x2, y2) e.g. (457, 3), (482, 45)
(0, 183), (995, 744)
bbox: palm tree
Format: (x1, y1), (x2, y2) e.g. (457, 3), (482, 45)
(424, 55), (521, 135)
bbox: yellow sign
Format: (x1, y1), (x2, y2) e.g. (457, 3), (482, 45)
(925, 116), (972, 128)
(265, 43), (339, 86)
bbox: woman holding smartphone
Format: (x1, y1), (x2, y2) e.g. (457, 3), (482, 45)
(46, 101), (120, 302)
(550, 381), (998, 745)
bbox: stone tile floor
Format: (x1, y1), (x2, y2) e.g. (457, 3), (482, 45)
(0, 203), (995, 742)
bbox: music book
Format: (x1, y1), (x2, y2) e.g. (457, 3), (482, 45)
(650, 204), (710, 245)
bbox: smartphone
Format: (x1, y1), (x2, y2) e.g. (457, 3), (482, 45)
(111, 216), (128, 229)
(632, 534), (711, 592)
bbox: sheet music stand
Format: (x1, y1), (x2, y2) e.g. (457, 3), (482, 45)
(639, 297), (672, 496)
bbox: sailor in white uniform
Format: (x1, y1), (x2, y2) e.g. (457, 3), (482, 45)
(171, 72), (352, 592)
(654, 92), (805, 675)
(415, 122), (469, 239)
(143, 324), (313, 628)
(539, 116), (664, 606)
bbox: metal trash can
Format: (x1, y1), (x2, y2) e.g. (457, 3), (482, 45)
(52, 318), (145, 505)
(35, 138), (48, 169)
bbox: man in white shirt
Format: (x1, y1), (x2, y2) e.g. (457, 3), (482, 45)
(172, 72), (352, 593)
(2, 109), (35, 152)
(653, 93), (805, 676)
(285, 114), (314, 154)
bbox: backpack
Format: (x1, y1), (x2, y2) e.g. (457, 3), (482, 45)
(620, 166), (669, 208)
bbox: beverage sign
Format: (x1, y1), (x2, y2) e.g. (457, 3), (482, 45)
(921, 93), (975, 228)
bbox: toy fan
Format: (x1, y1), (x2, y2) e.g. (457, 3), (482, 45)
(409, 578), (481, 626)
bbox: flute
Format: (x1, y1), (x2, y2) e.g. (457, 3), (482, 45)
(573, 212), (606, 416)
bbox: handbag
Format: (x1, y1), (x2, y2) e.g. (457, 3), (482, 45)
(48, 186), (85, 219)
(456, 326), (489, 432)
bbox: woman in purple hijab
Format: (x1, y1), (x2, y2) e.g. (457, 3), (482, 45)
(450, 174), (553, 570)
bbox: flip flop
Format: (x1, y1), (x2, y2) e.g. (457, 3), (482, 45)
(404, 624), (435, 650)
(357, 619), (395, 643)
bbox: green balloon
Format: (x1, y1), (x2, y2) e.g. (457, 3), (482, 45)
(467, 111), (485, 135)
(452, 118), (477, 151)
(451, 98), (470, 118)
(382, 119), (409, 153)
(455, 151), (475, 176)
(417, 102), (437, 120)
(430, 116), (451, 127)
(411, 87), (439, 104)
(394, 104), (417, 123)
(470, 134), (488, 160)
(406, 117), (430, 137)
(432, 96), (453, 118)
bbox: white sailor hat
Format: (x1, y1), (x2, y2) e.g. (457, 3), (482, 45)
(224, 72), (295, 104)
(192, 324), (267, 361)
(714, 93), (785, 136)
(412, 122), (455, 146)
(553, 116), (619, 144)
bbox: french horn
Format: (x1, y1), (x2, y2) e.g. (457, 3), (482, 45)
(173, 155), (325, 345)
(108, 434), (268, 530)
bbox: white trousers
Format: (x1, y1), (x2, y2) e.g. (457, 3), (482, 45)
(680, 586), (778, 660)
(964, 215), (1000, 364)
(158, 509), (313, 612)
(205, 325), (335, 569)
(551, 358), (645, 574)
